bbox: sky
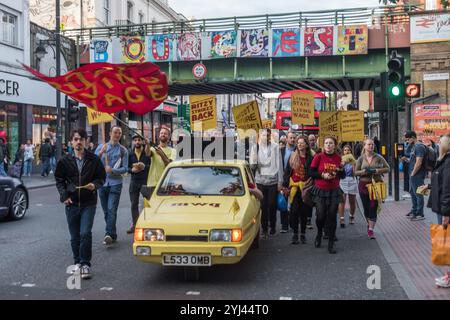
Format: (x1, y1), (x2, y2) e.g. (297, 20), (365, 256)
(169, 0), (382, 20)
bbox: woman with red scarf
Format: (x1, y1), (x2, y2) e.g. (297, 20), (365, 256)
(309, 136), (345, 254)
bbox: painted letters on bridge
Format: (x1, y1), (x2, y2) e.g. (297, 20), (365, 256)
(272, 28), (301, 58)
(304, 27), (334, 56)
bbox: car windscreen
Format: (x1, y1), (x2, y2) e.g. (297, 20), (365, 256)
(157, 166), (245, 196)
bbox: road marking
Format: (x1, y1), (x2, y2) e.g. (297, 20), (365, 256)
(100, 287), (114, 291)
(279, 296), (292, 300)
(186, 291), (200, 296)
(21, 283), (36, 288)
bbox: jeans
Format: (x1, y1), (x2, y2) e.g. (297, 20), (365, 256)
(129, 181), (143, 227)
(41, 157), (51, 176)
(409, 174), (425, 217)
(257, 184), (278, 233)
(50, 156), (57, 172)
(65, 206), (96, 267)
(24, 159), (33, 175)
(437, 214), (443, 225)
(0, 163), (6, 177)
(99, 184), (123, 240)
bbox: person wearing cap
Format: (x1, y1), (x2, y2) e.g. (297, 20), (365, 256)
(127, 134), (151, 234)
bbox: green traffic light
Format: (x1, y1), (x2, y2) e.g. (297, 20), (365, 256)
(391, 86), (400, 97)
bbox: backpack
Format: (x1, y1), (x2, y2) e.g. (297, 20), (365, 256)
(423, 145), (437, 171)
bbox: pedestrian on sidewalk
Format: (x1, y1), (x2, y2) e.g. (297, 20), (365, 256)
(127, 134), (151, 234)
(405, 131), (428, 221)
(338, 144), (358, 228)
(401, 134), (411, 197)
(250, 128), (283, 239)
(421, 133), (450, 287)
(24, 140), (34, 177)
(146, 127), (176, 200)
(55, 128), (106, 280)
(355, 138), (390, 239)
(49, 140), (57, 174)
(12, 144), (25, 179)
(309, 136), (345, 254)
(280, 131), (297, 233)
(39, 138), (52, 177)
(0, 137), (8, 177)
(282, 136), (314, 245)
(95, 125), (129, 246)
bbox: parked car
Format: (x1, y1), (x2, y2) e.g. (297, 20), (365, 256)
(133, 159), (261, 280)
(0, 176), (29, 221)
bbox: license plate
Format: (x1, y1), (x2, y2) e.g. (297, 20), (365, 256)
(162, 254), (211, 266)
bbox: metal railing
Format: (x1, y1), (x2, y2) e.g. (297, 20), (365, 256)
(62, 5), (424, 42)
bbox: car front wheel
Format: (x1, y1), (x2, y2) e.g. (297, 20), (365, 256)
(8, 188), (28, 221)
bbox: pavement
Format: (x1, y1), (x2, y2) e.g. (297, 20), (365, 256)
(20, 174), (56, 190)
(0, 178), (409, 300)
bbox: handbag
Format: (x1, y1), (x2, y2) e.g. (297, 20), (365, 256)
(277, 192), (288, 212)
(430, 224), (450, 266)
(367, 178), (386, 202)
(301, 178), (314, 207)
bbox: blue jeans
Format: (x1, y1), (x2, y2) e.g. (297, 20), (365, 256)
(65, 206), (96, 267)
(50, 157), (57, 172)
(437, 214), (443, 225)
(0, 163), (7, 177)
(24, 159), (33, 175)
(99, 184), (123, 240)
(41, 157), (51, 176)
(409, 174), (425, 217)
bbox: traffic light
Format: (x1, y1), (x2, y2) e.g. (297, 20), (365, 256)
(68, 99), (79, 122)
(387, 51), (405, 100)
(373, 72), (388, 112)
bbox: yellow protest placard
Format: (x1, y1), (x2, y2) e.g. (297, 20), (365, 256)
(340, 111), (364, 142)
(319, 111), (340, 146)
(232, 100), (262, 131)
(291, 92), (315, 125)
(262, 119), (273, 129)
(87, 107), (114, 125)
(189, 95), (217, 131)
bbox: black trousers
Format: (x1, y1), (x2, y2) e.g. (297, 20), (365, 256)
(360, 192), (378, 223)
(290, 192), (313, 235)
(315, 201), (338, 240)
(129, 180), (144, 227)
(257, 183), (278, 233)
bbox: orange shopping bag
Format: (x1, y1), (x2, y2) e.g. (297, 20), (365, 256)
(430, 224), (450, 266)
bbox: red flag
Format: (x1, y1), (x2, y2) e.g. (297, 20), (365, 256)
(22, 62), (168, 115)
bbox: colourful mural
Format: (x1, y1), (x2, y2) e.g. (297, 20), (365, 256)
(148, 34), (176, 62)
(337, 25), (368, 55)
(120, 36), (146, 63)
(304, 27), (334, 56)
(272, 28), (301, 57)
(90, 39), (112, 63)
(177, 33), (202, 61)
(210, 31), (238, 58)
(240, 29), (269, 57)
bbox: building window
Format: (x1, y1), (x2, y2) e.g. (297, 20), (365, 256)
(104, 0), (110, 25)
(0, 10), (18, 46)
(139, 11), (144, 24)
(127, 1), (134, 23)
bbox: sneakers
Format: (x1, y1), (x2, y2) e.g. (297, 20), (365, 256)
(368, 229), (376, 239)
(435, 274), (450, 288)
(68, 264), (81, 274)
(280, 228), (288, 234)
(405, 212), (413, 218)
(103, 235), (113, 246)
(410, 215), (425, 221)
(80, 265), (91, 280)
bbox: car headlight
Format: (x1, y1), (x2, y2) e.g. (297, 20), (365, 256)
(210, 229), (242, 242)
(144, 229), (165, 241)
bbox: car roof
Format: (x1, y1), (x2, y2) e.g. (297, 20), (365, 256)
(167, 159), (249, 168)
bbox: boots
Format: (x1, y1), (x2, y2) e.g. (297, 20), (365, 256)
(328, 238), (337, 254)
(314, 233), (322, 248)
(291, 233), (299, 244)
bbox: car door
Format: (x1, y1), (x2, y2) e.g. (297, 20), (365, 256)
(0, 177), (10, 216)
(244, 165), (261, 229)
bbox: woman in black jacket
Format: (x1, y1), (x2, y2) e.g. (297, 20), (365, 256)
(421, 133), (450, 288)
(282, 136), (314, 245)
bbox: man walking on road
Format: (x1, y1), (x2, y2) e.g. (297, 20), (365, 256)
(95, 126), (129, 246)
(280, 131), (297, 233)
(405, 131), (427, 220)
(55, 128), (106, 280)
(0, 138), (8, 177)
(146, 127), (176, 198)
(127, 134), (151, 234)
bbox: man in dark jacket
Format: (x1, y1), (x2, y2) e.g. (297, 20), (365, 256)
(40, 138), (52, 177)
(55, 128), (106, 280)
(127, 134), (151, 234)
(279, 131), (297, 232)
